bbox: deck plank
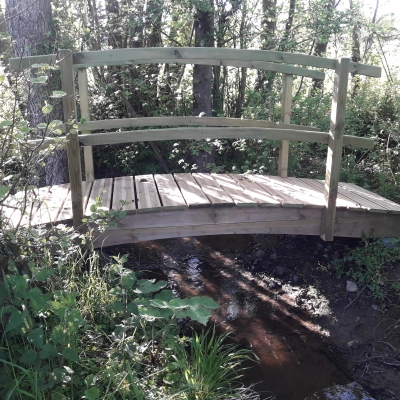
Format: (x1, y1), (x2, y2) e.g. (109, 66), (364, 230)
(228, 174), (281, 207)
(31, 184), (70, 225)
(112, 176), (136, 213)
(192, 173), (235, 207)
(58, 181), (92, 222)
(21, 187), (53, 227)
(211, 174), (258, 207)
(339, 182), (400, 213)
(85, 178), (113, 216)
(154, 174), (187, 210)
(247, 175), (304, 208)
(135, 174), (162, 212)
(284, 177), (326, 207)
(174, 173), (211, 208)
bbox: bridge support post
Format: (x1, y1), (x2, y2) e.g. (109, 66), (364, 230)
(278, 73), (293, 177)
(321, 58), (350, 241)
(59, 49), (84, 229)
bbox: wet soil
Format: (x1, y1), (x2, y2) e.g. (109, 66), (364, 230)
(105, 234), (400, 400)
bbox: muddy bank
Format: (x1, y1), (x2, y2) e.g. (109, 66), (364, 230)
(106, 234), (400, 400)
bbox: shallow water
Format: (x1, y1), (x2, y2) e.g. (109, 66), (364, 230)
(122, 235), (349, 399)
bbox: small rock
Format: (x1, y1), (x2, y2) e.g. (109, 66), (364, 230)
(346, 339), (359, 348)
(372, 304), (379, 311)
(255, 249), (265, 258)
(274, 265), (286, 275)
(292, 275), (300, 284)
(346, 280), (358, 293)
(270, 252), (277, 260)
(306, 382), (376, 399)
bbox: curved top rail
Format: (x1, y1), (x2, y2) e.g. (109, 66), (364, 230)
(9, 47), (381, 78)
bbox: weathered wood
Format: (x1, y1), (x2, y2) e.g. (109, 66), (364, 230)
(71, 48), (381, 77)
(135, 175), (162, 212)
(58, 181), (93, 221)
(174, 173), (211, 208)
(112, 176), (136, 213)
(192, 173), (235, 207)
(85, 178), (113, 216)
(59, 49), (83, 229)
(211, 174), (258, 207)
(278, 74), (293, 178)
(321, 58), (350, 241)
(154, 174), (187, 210)
(78, 116), (321, 132)
(9, 53), (56, 70)
(77, 68), (94, 181)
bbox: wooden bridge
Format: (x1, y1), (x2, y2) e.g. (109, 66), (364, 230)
(3, 48), (400, 247)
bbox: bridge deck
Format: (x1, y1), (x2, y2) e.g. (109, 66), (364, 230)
(2, 173), (400, 247)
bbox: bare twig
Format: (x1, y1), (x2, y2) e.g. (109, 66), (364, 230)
(344, 284), (367, 309)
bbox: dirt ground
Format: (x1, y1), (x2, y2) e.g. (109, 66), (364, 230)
(106, 233), (400, 400)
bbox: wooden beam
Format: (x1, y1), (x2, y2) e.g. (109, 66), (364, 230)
(320, 58), (350, 241)
(59, 49), (83, 229)
(278, 74), (293, 177)
(77, 68), (95, 181)
(9, 54), (56, 70)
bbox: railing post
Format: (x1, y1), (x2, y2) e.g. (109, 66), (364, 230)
(59, 49), (84, 229)
(278, 73), (293, 177)
(320, 58), (350, 241)
(77, 68), (95, 182)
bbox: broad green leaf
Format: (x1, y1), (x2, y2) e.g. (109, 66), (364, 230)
(108, 300), (124, 312)
(150, 298), (169, 308)
(168, 298), (188, 310)
(62, 346), (79, 362)
(134, 279), (167, 294)
(49, 301), (67, 319)
(37, 122), (48, 129)
(49, 120), (63, 128)
(32, 76), (48, 84)
(51, 393), (68, 400)
(27, 328), (44, 348)
(5, 310), (27, 333)
(84, 386), (100, 400)
(5, 274), (29, 293)
(26, 287), (50, 315)
(19, 349), (40, 366)
(0, 185), (11, 200)
(51, 326), (68, 345)
(40, 343), (58, 359)
(51, 90), (67, 98)
(66, 309), (86, 333)
(188, 296), (219, 309)
(42, 104), (53, 114)
(35, 268), (56, 282)
(121, 272), (136, 289)
(138, 305), (162, 319)
(126, 302), (138, 315)
(164, 372), (179, 384)
(48, 368), (66, 388)
(0, 120), (12, 128)
(186, 306), (211, 325)
(154, 289), (173, 301)
(157, 308), (174, 319)
(0, 283), (7, 305)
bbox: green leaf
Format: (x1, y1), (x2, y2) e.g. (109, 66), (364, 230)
(51, 326), (68, 345)
(168, 298), (188, 310)
(37, 122), (48, 129)
(187, 306), (212, 325)
(150, 298), (169, 308)
(19, 350), (40, 367)
(188, 296), (219, 309)
(27, 328), (44, 348)
(49, 120), (63, 128)
(0, 120), (12, 128)
(126, 302), (138, 315)
(138, 305), (162, 319)
(51, 90), (67, 98)
(66, 309), (86, 333)
(84, 386), (100, 400)
(62, 346), (79, 362)
(0, 185), (11, 200)
(108, 300), (124, 312)
(42, 104), (53, 114)
(134, 279), (167, 294)
(32, 76), (48, 84)
(40, 343), (58, 359)
(6, 310), (27, 333)
(121, 272), (136, 289)
(51, 393), (68, 400)
(26, 287), (50, 315)
(154, 290), (173, 301)
(5, 274), (29, 294)
(35, 269), (56, 282)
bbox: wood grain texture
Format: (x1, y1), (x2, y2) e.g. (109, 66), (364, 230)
(112, 176), (136, 213)
(174, 173), (211, 208)
(78, 68), (95, 181)
(154, 174), (187, 210)
(85, 178), (113, 216)
(192, 173), (235, 207)
(60, 49), (83, 228)
(321, 58), (350, 241)
(135, 175), (162, 212)
(278, 74), (293, 178)
(58, 181), (93, 221)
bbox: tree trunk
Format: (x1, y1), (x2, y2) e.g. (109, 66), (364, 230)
(193, 0), (215, 172)
(5, 0), (69, 186)
(349, 0), (361, 96)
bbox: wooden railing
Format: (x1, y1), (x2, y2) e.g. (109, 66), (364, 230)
(10, 48), (381, 240)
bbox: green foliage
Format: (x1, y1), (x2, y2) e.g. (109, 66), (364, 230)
(333, 238), (400, 300)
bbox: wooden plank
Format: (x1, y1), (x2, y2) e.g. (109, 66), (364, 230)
(85, 178), (113, 216)
(60, 49), (83, 229)
(78, 68), (95, 181)
(211, 174), (257, 207)
(20, 187), (52, 227)
(79, 116), (321, 132)
(154, 174), (187, 210)
(298, 178), (360, 210)
(135, 175), (162, 212)
(31, 184), (70, 225)
(338, 183), (400, 213)
(174, 173), (211, 208)
(58, 181), (93, 222)
(72, 48), (381, 77)
(112, 176), (136, 213)
(228, 174), (281, 206)
(9, 54), (57, 71)
(247, 175), (304, 208)
(284, 177), (326, 207)
(321, 58), (350, 241)
(278, 73), (293, 178)
(192, 173), (235, 207)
